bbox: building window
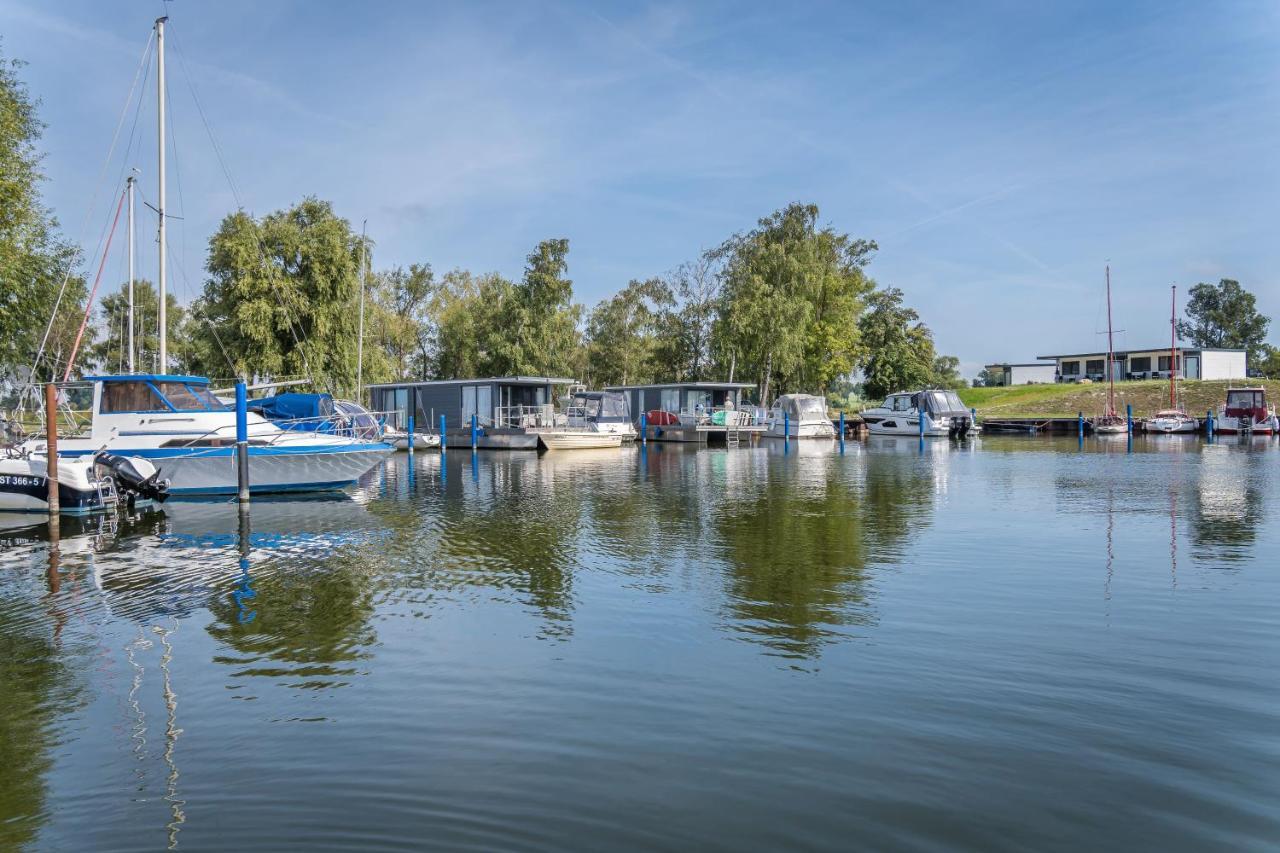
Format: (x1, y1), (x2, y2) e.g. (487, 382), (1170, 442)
(1157, 355), (1179, 372)
(1129, 356), (1152, 372)
(1085, 359), (1104, 375)
(1061, 361), (1080, 376)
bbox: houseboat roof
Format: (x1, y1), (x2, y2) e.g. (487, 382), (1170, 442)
(1036, 347), (1246, 360)
(604, 381), (756, 390)
(84, 373), (211, 384)
(367, 376), (577, 389)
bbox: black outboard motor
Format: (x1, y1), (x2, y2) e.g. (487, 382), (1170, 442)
(95, 452), (170, 506)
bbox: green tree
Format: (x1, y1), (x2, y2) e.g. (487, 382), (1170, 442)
(86, 279), (188, 374)
(857, 287), (936, 400)
(194, 197), (368, 393)
(975, 366), (1004, 387)
(1176, 279), (1271, 365)
(712, 203), (876, 402)
(0, 47), (88, 383)
(655, 256), (720, 382)
(430, 270), (512, 379)
(584, 277), (672, 386)
(372, 263), (434, 380)
(488, 239), (582, 377)
(1255, 344), (1280, 379)
(931, 354), (966, 390)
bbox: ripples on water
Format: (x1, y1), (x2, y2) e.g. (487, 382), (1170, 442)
(1, 435), (1278, 851)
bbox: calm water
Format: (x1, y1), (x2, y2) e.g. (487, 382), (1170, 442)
(2, 435), (1278, 851)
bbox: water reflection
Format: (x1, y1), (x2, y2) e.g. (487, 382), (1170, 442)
(1192, 442), (1266, 564)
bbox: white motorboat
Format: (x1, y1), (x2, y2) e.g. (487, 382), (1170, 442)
(861, 389), (975, 437)
(765, 394), (836, 438)
(383, 425), (440, 450)
(564, 390), (638, 440)
(1216, 387), (1278, 435)
(22, 375), (393, 496)
(0, 449), (168, 514)
(1147, 409), (1198, 434)
(537, 430), (624, 451)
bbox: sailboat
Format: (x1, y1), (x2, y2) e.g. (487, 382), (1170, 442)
(21, 17), (392, 495)
(1092, 266), (1129, 435)
(1147, 285), (1198, 434)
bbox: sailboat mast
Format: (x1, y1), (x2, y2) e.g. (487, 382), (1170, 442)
(1106, 264), (1115, 416)
(127, 174), (136, 373)
(1170, 285), (1177, 408)
(156, 16), (167, 373)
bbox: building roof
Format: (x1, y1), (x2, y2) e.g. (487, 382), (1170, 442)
(604, 381), (756, 390)
(1036, 347), (1245, 360)
(983, 362), (1057, 369)
(367, 376), (577, 389)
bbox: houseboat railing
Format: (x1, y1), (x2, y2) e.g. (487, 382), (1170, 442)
(492, 404), (558, 430)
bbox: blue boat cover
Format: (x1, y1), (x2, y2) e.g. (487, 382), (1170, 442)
(251, 393), (336, 430)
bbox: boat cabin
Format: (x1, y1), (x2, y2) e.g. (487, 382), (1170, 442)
(1224, 387), (1269, 421)
(367, 376), (577, 431)
(567, 390), (631, 423)
(604, 381), (756, 424)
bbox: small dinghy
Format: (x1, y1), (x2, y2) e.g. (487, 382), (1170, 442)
(0, 450), (169, 514)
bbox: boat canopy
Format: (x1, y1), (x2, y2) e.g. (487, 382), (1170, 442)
(98, 376), (228, 414)
(916, 390), (968, 416)
(251, 392), (335, 428)
(774, 394), (828, 419)
(571, 390), (631, 422)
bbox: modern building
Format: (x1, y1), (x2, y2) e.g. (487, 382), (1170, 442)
(982, 361), (1058, 386)
(367, 377), (576, 447)
(1035, 347), (1246, 383)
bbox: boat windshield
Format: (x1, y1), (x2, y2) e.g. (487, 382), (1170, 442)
(154, 381), (229, 412)
(1226, 389), (1264, 409)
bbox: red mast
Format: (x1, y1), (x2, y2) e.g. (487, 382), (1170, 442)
(1106, 264), (1116, 418)
(1170, 284), (1177, 408)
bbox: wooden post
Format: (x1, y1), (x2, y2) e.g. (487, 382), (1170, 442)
(44, 383), (59, 516)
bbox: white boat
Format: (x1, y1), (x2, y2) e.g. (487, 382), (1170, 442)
(564, 390), (638, 440)
(1147, 409), (1198, 434)
(22, 375), (393, 495)
(1144, 286), (1199, 435)
(537, 431), (624, 451)
(861, 389), (975, 437)
(765, 394), (836, 438)
(383, 425), (440, 450)
(1216, 387), (1278, 435)
(0, 449), (168, 514)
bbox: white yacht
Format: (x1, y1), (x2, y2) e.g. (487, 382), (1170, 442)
(1147, 410), (1198, 434)
(765, 394), (836, 438)
(23, 374), (393, 495)
(860, 390), (975, 437)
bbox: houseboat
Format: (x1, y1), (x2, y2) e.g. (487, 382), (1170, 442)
(367, 376), (576, 450)
(605, 382), (762, 443)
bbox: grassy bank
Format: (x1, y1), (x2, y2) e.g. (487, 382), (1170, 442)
(957, 379), (1279, 419)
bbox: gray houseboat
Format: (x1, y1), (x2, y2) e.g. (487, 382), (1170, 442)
(604, 381), (762, 443)
(368, 376), (575, 449)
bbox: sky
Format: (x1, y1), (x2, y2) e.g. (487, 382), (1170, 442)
(4, 0), (1278, 377)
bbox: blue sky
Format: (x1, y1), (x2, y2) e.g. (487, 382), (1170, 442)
(4, 0), (1278, 376)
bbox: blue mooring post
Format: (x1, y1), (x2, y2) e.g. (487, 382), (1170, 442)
(838, 411), (845, 453)
(970, 407), (977, 433)
(1206, 409), (1214, 441)
(640, 411), (647, 445)
(1078, 411), (1084, 448)
(235, 380), (249, 504)
(1126, 404), (1133, 434)
(471, 414), (478, 452)
(440, 413), (447, 452)
(784, 410), (790, 452)
(407, 414), (415, 454)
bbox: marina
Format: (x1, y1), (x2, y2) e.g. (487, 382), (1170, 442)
(3, 437), (1279, 850)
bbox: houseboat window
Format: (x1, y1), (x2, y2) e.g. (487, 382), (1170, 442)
(153, 381), (228, 411)
(101, 381), (167, 413)
(1061, 361), (1080, 375)
(1129, 356), (1152, 372)
(684, 390), (711, 412)
(660, 388), (680, 412)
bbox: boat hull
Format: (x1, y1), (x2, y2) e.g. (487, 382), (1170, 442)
(0, 456), (117, 514)
(765, 421), (837, 439)
(537, 432), (624, 451)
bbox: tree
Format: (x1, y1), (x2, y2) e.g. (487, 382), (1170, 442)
(1177, 279), (1271, 365)
(429, 269), (511, 380)
(1256, 344), (1280, 379)
(87, 280), (188, 374)
(193, 198), (368, 393)
(655, 256), (720, 382)
(856, 287), (936, 400)
(488, 239), (582, 377)
(584, 277), (672, 386)
(931, 354), (966, 390)
(712, 203), (876, 402)
(975, 366), (1004, 387)
(373, 264), (434, 379)
(0, 47), (88, 383)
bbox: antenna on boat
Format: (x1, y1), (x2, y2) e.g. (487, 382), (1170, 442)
(156, 16), (168, 373)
